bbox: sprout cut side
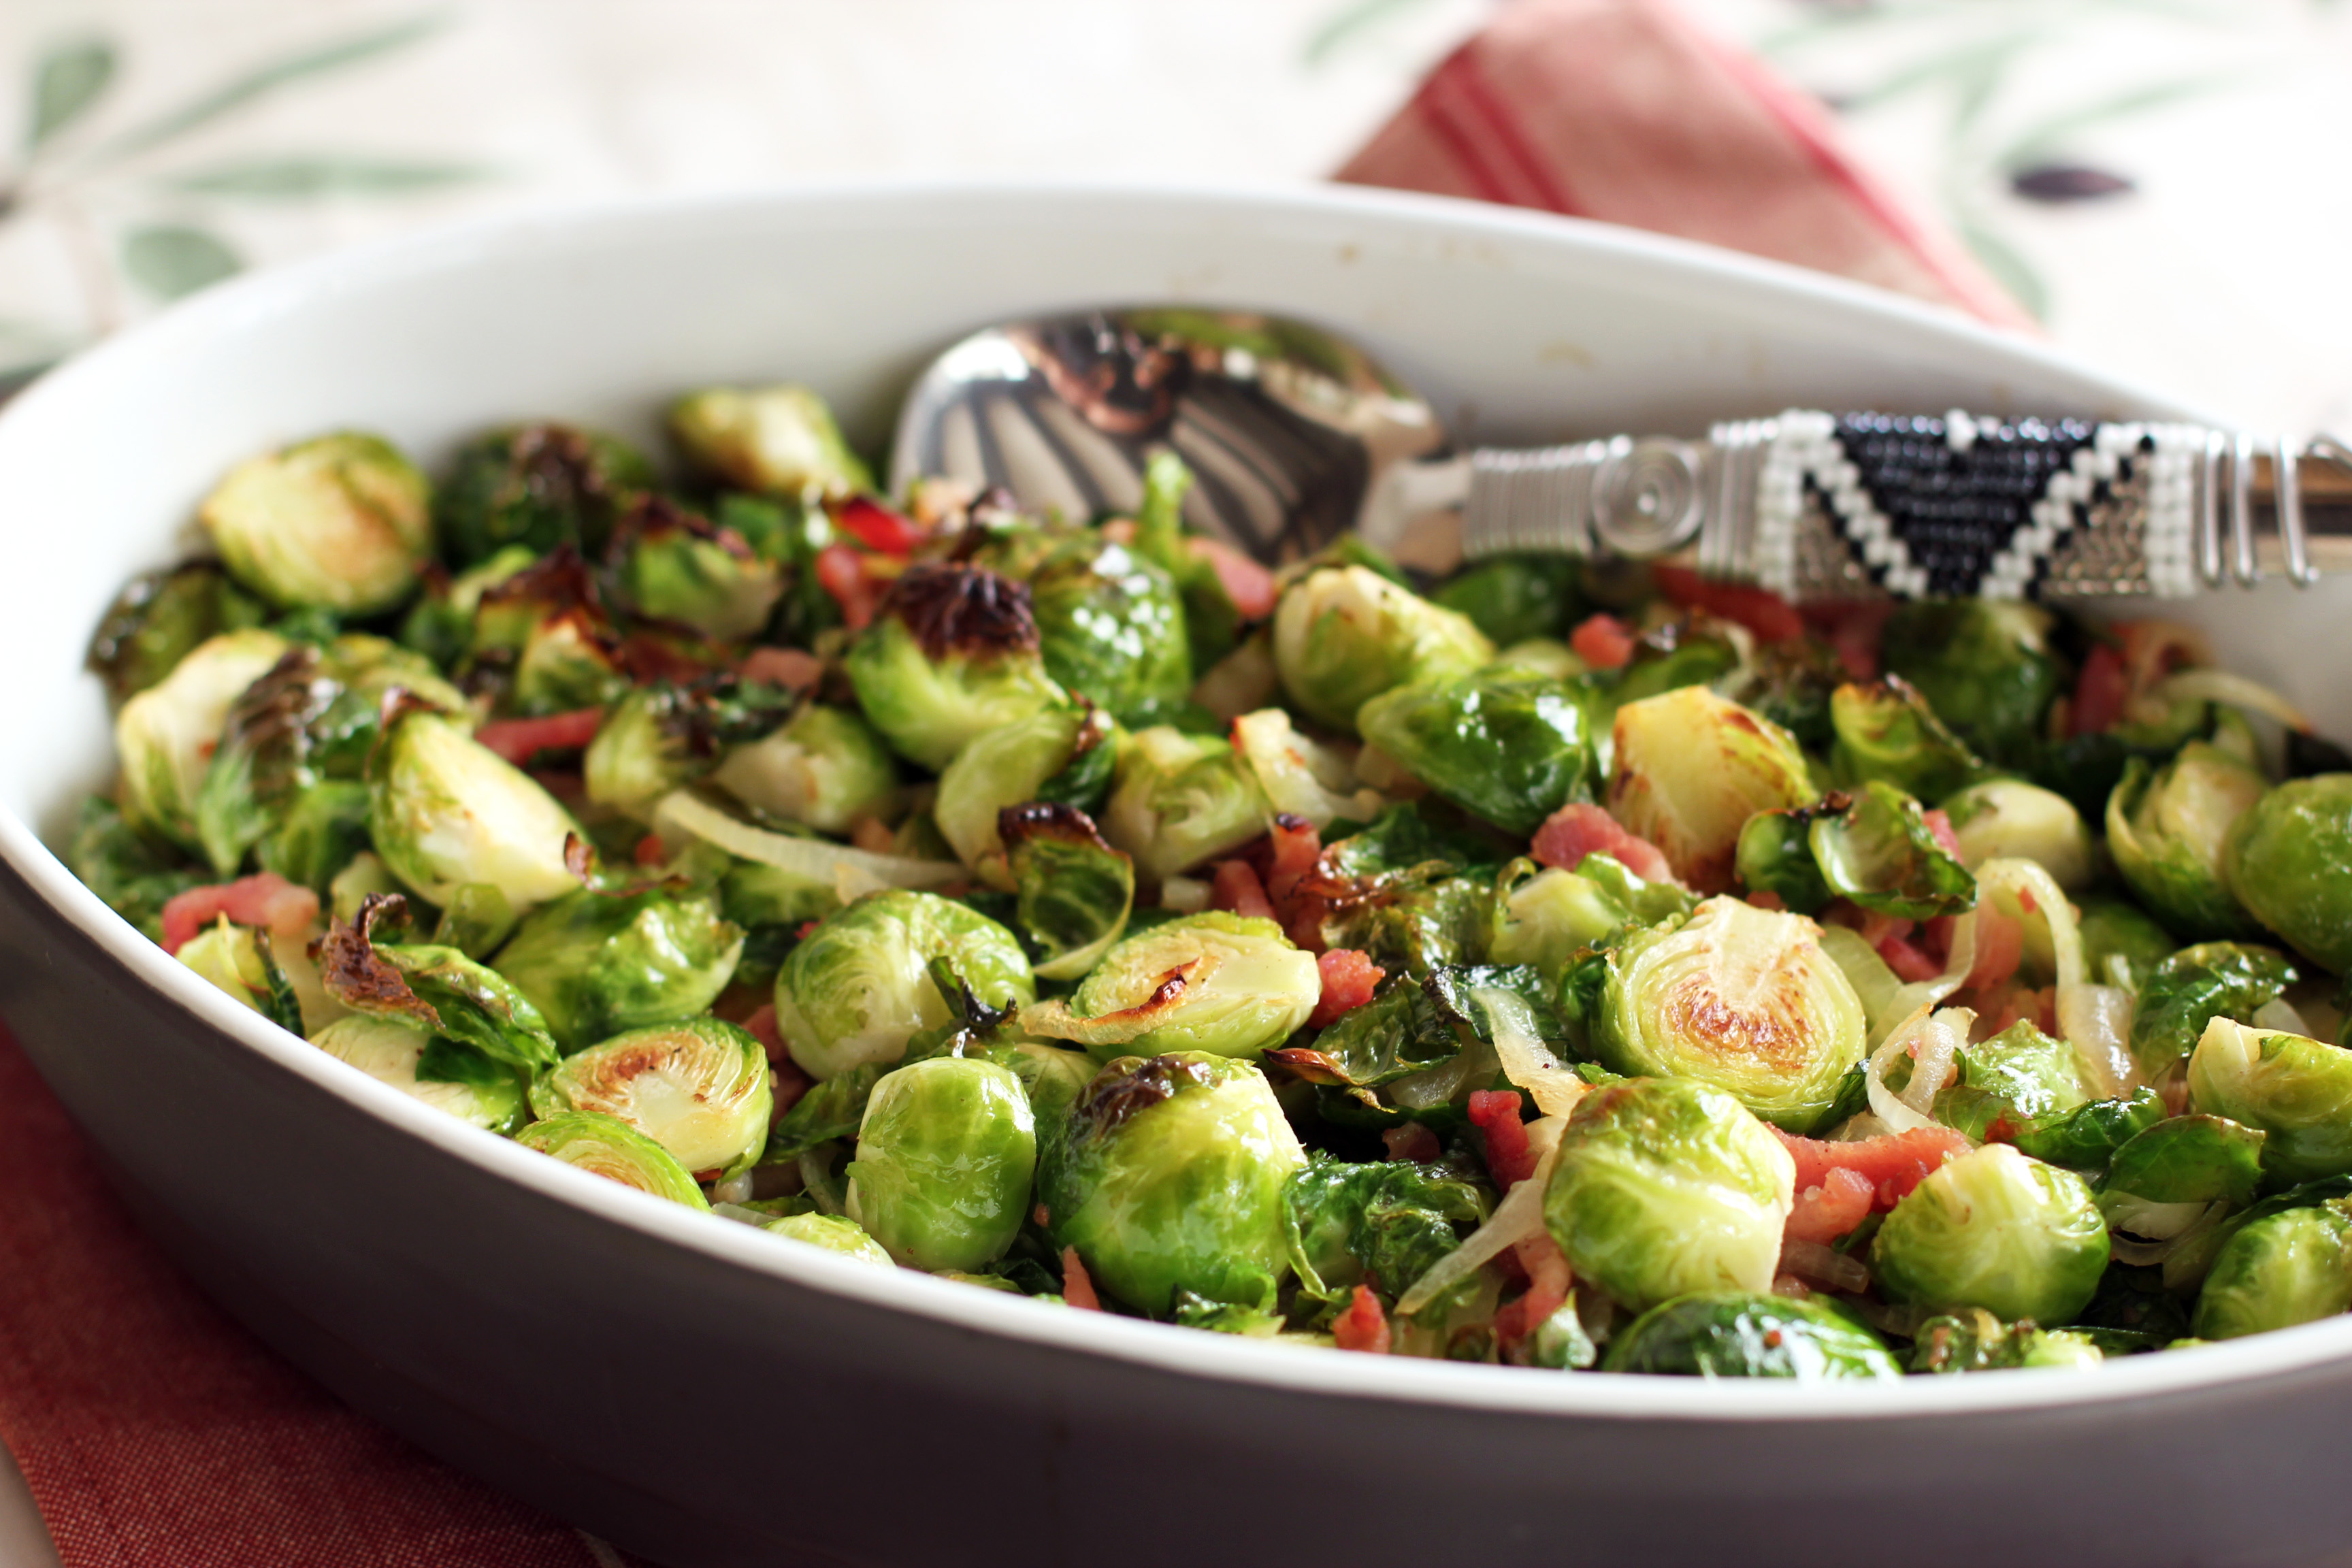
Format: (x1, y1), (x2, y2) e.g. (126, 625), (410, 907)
(1021, 911), (1320, 1062)
(1271, 565), (1494, 733)
(532, 1016), (772, 1177)
(367, 706), (585, 913)
(199, 432), (434, 614)
(311, 1013), (525, 1132)
(1606, 686), (1814, 892)
(515, 1111), (709, 1208)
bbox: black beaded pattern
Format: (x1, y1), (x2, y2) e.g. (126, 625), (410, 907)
(1822, 412), (2096, 598)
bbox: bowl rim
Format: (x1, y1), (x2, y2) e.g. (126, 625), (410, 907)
(3, 174), (2307, 1425)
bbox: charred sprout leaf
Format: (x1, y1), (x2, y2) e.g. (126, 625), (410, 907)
(1041, 1052), (1306, 1316)
(1544, 1078), (1795, 1312)
(1939, 779), (2093, 892)
(2193, 1199), (2352, 1340)
(367, 702), (584, 913)
(436, 423), (653, 568)
(1318, 872), (1494, 978)
(1809, 781), (1976, 920)
(1026, 534), (1192, 723)
(176, 917), (304, 1034)
(668, 385), (873, 499)
(1002, 804), (1134, 982)
(398, 544), (532, 670)
(311, 1014), (525, 1133)
(1931, 1020), (2091, 1144)
(493, 887), (744, 1052)
(773, 890), (1034, 1081)
(1319, 801), (1501, 885)
(466, 546), (632, 718)
(1099, 724), (1269, 883)
(1020, 911), (1318, 1062)
(2100, 1115), (2265, 1208)
(2108, 744), (2269, 942)
(2189, 1019), (2352, 1188)
(1607, 686), (1813, 892)
(2012, 1088), (2168, 1170)
(1722, 636), (1846, 752)
(532, 1017), (771, 1177)
(115, 627), (288, 851)
(1283, 1154), (1489, 1303)
(516, 1110), (708, 1208)
(198, 432), (432, 613)
(1880, 601), (2061, 762)
(2077, 897), (2179, 991)
(1830, 676), (1982, 804)
(2227, 774), (2352, 975)
(1356, 667), (1591, 836)
(318, 896), (559, 1071)
(1603, 1292), (1901, 1379)
(67, 796), (204, 943)
(709, 702), (900, 837)
(1272, 565), (1493, 734)
(1870, 1145), (2108, 1324)
(934, 703), (1112, 886)
(610, 494), (785, 642)
(845, 1056), (1037, 1271)
(1430, 555), (1586, 648)
(845, 564), (1068, 770)
(2129, 943), (2298, 1082)
(86, 561), (267, 709)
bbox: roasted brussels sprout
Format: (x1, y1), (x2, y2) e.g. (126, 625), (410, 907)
(668, 384), (873, 498)
(2188, 1018), (2352, 1186)
(492, 888), (743, 1052)
(1002, 804), (1136, 981)
(763, 1211), (894, 1266)
(1830, 676), (1982, 804)
(466, 547), (632, 718)
(1281, 1155), (1488, 1303)
(1908, 1308), (2104, 1373)
(436, 422), (653, 568)
(2099, 1114), (2266, 1230)
(1601, 1291), (1901, 1379)
(2227, 774), (2352, 975)
(1878, 600), (2061, 760)
(1733, 802), (1833, 916)
(1041, 1052), (1307, 1315)
(1489, 862), (1633, 975)
(1930, 1020), (2093, 1144)
(114, 627), (289, 850)
(2129, 943), (2297, 1083)
(1869, 1145), (2108, 1324)
(1272, 565), (1494, 733)
(773, 891), (1034, 1080)
(581, 676), (802, 819)
(1939, 778), (2093, 892)
(1099, 725), (1269, 883)
(2078, 896), (2180, 990)
(1429, 554), (1585, 649)
(933, 702), (1114, 885)
(532, 1017), (771, 1176)
(177, 916), (301, 1032)
(1542, 1077), (1795, 1312)
(1026, 534), (1192, 723)
(1607, 687), (1813, 891)
(844, 1056), (1038, 1271)
(1022, 911), (1320, 1062)
(1356, 666), (1590, 836)
(609, 495), (785, 641)
(199, 432), (433, 614)
(1584, 898), (1867, 1132)
(2191, 1199), (2352, 1339)
(845, 564), (1068, 770)
(1229, 708), (1382, 831)
(366, 703), (585, 913)
(708, 702), (900, 836)
(318, 906), (561, 1071)
(310, 1014), (525, 1132)
(85, 560), (267, 710)
(1808, 781), (1976, 919)
(514, 1111), (709, 1208)
(2108, 742), (2268, 941)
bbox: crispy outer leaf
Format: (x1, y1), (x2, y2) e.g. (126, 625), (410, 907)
(2128, 943), (2297, 1078)
(2102, 1114), (2266, 1207)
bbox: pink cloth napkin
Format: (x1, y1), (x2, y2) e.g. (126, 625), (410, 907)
(0, 6), (2029, 1564)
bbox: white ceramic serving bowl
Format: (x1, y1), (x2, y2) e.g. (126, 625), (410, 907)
(1, 183), (2347, 1568)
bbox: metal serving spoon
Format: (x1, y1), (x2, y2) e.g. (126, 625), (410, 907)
(886, 306), (2346, 602)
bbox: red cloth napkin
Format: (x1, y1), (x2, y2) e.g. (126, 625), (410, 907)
(1336, 0), (2036, 329)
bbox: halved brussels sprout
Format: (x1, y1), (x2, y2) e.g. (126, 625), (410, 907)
(2099, 1115), (2266, 1219)
(1734, 803), (1833, 915)
(199, 432), (433, 613)
(1099, 724), (1270, 883)
(532, 1017), (772, 1177)
(2108, 742), (2268, 941)
(1830, 676), (1982, 804)
(1606, 687), (1813, 892)
(583, 678), (801, 818)
(2129, 943), (2297, 1083)
(1939, 779), (2094, 892)
(436, 422), (653, 567)
(610, 495), (785, 641)
(1489, 862), (1630, 975)
(492, 888), (744, 1052)
(177, 916), (302, 1032)
(933, 702), (1114, 885)
(1601, 1291), (1901, 1379)
(318, 903), (561, 1071)
(1272, 566), (1494, 733)
(1585, 898), (1867, 1132)
(2188, 1018), (2352, 1186)
(1869, 1144), (2108, 1324)
(668, 385), (874, 498)
(1908, 1309), (2103, 1373)
(1041, 1051), (1307, 1315)
(399, 543), (535, 670)
(366, 703), (585, 913)
(114, 627), (289, 849)
(310, 1013), (526, 1132)
(845, 564), (1068, 770)
(2227, 774), (2352, 975)
(1003, 804), (1136, 982)
(2191, 1199), (2352, 1339)
(1430, 554), (1586, 649)
(1028, 534), (1193, 723)
(1356, 666), (1590, 836)
(1542, 1077), (1795, 1313)
(709, 703), (900, 837)
(86, 559), (267, 710)
(1229, 708), (1382, 831)
(1281, 1154), (1488, 1303)
(774, 890), (1035, 1081)
(763, 1211), (894, 1267)
(1808, 781), (1976, 919)
(466, 547), (632, 718)
(844, 1056), (1038, 1271)
(1879, 600), (2061, 761)
(1931, 1020), (2092, 1144)
(515, 1111), (709, 1208)
(2078, 896), (2180, 991)
(1022, 911), (1320, 1062)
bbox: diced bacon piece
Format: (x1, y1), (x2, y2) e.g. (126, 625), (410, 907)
(1211, 860), (1277, 921)
(159, 872), (319, 956)
(1060, 1247), (1102, 1311)
(1878, 933), (1941, 983)
(1531, 802), (1677, 886)
(1806, 600), (1895, 681)
(1784, 1166), (1875, 1245)
(795, 921), (821, 941)
(1469, 1089), (1538, 1190)
(1747, 889), (1786, 911)
(1652, 565), (1804, 643)
(830, 495), (925, 556)
(1382, 1124), (1441, 1164)
(850, 817), (896, 855)
(1333, 1284), (1392, 1354)
(736, 646), (825, 690)
(1923, 808), (1963, 861)
(1569, 613), (1636, 670)
(633, 834), (669, 868)
(1493, 1233), (1573, 1350)
(1187, 537), (1277, 620)
(2070, 643), (2129, 736)
(741, 1004), (787, 1061)
(1965, 906), (2025, 994)
(1774, 1124), (1971, 1211)
(474, 708), (602, 766)
(815, 543), (878, 631)
(1307, 949), (1385, 1028)
(1264, 815), (1322, 904)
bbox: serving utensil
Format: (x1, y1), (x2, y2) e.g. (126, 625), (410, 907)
(889, 307), (2349, 600)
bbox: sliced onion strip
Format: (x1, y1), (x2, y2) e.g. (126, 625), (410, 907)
(2155, 668), (2311, 734)
(1472, 985), (1590, 1120)
(1397, 1120), (1565, 1318)
(654, 790), (963, 898)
